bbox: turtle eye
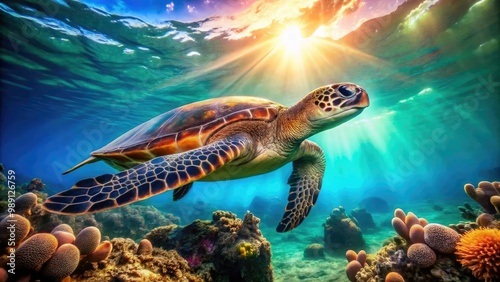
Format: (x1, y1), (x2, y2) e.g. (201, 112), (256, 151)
(337, 85), (357, 98)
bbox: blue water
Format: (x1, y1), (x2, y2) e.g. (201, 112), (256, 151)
(1, 0), (499, 226)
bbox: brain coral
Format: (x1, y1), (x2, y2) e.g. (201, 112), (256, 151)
(14, 192), (38, 216)
(423, 224), (460, 253)
(16, 233), (58, 271)
(51, 223), (74, 234)
(407, 243), (436, 268)
(0, 214), (31, 246)
(52, 231), (75, 247)
(303, 243), (325, 259)
(74, 226), (101, 255)
(455, 228), (500, 282)
(41, 243), (80, 281)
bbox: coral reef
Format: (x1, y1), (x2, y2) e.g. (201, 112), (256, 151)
(303, 243), (325, 259)
(458, 202), (480, 221)
(391, 209), (427, 242)
(74, 226), (102, 255)
(20, 187), (178, 241)
(423, 224), (460, 254)
(455, 228), (500, 282)
(71, 238), (202, 282)
(0, 164), (5, 182)
(476, 213), (495, 228)
(94, 204), (180, 241)
(136, 239), (153, 256)
(406, 243), (436, 268)
(345, 250), (367, 281)
(351, 207), (377, 231)
(0, 193), (113, 282)
(0, 214), (32, 248)
(464, 181), (500, 214)
(346, 260), (364, 282)
(352, 207), (475, 282)
(40, 243), (81, 281)
(448, 221), (480, 234)
(16, 233), (59, 272)
(25, 178), (45, 191)
(85, 241), (113, 263)
(324, 206), (365, 250)
(13, 192), (38, 217)
(385, 271), (405, 282)
(146, 210), (273, 282)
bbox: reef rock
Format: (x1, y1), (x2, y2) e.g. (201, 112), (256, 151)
(146, 210), (273, 282)
(72, 238), (201, 282)
(94, 204), (179, 241)
(323, 206), (365, 250)
(304, 243), (325, 259)
(351, 207), (377, 231)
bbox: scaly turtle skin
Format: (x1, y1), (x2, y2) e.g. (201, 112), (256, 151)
(44, 83), (369, 232)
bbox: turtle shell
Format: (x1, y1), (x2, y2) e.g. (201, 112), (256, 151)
(92, 96), (284, 168)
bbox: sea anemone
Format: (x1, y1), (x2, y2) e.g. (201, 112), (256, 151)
(455, 228), (500, 282)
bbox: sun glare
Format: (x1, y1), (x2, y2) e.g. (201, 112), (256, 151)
(279, 25), (305, 54)
(280, 26), (303, 44)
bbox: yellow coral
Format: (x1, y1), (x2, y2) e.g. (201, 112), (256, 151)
(238, 242), (255, 258)
(239, 246), (247, 257)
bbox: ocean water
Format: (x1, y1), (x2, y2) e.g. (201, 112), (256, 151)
(0, 0), (499, 281)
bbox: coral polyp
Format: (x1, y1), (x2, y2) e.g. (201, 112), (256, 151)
(455, 228), (500, 282)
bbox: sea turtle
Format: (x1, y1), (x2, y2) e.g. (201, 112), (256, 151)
(43, 83), (369, 232)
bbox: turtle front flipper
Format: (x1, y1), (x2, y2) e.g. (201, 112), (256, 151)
(276, 140), (325, 232)
(43, 134), (253, 215)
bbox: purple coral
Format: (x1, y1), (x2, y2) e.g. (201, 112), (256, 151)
(201, 238), (215, 254)
(185, 254), (202, 268)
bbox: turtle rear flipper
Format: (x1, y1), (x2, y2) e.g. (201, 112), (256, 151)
(276, 140), (325, 232)
(63, 157), (99, 175)
(43, 134), (253, 215)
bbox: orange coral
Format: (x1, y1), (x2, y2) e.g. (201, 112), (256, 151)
(455, 228), (500, 282)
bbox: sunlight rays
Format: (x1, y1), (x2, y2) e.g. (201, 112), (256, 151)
(152, 25), (408, 160)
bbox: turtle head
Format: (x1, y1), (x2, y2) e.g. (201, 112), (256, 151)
(305, 82), (369, 130)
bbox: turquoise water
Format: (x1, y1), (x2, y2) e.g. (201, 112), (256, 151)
(0, 0), (499, 280)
